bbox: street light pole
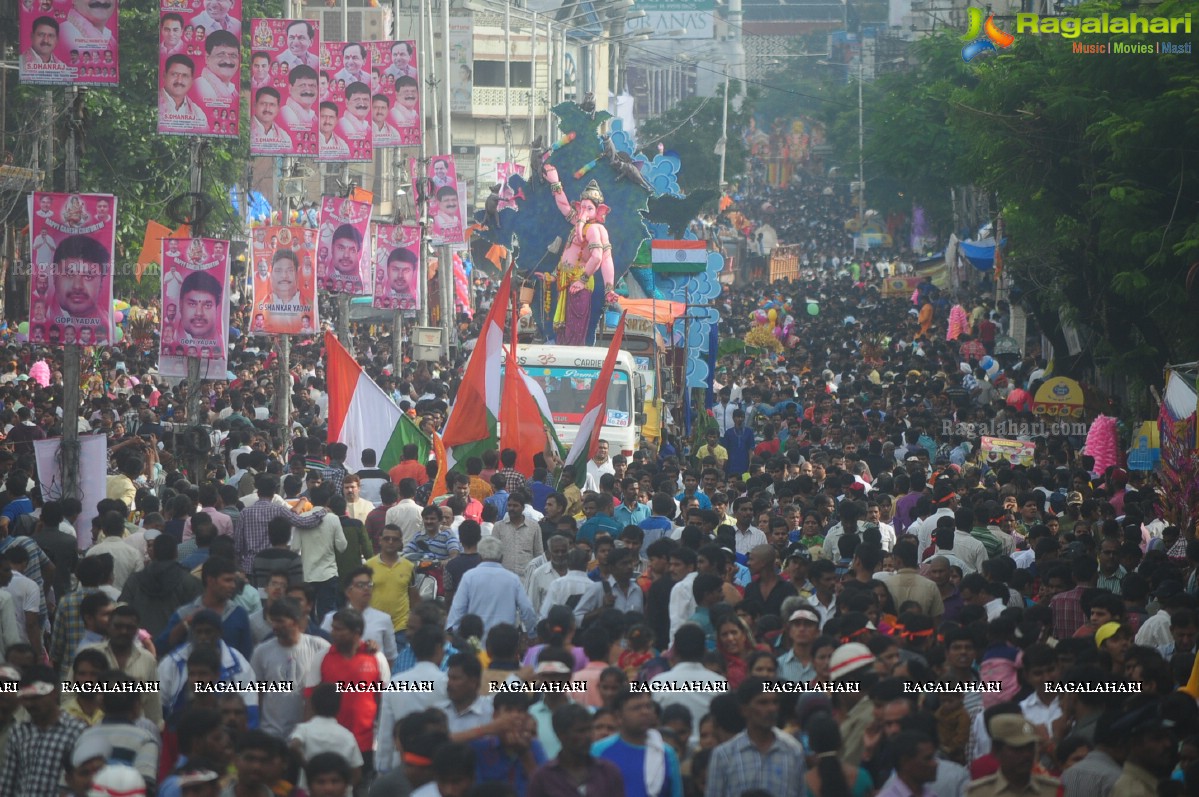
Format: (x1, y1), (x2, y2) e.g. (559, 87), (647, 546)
(717, 69), (729, 190)
(857, 53), (864, 224)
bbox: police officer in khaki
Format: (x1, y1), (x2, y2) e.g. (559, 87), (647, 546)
(1108, 700), (1177, 797)
(965, 715), (1059, 797)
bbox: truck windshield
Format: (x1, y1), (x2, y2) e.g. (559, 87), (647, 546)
(508, 365), (632, 427)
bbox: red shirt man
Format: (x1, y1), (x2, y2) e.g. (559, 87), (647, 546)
(314, 609), (390, 758)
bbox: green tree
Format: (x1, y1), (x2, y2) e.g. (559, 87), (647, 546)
(8, 0), (280, 302)
(636, 82), (755, 193)
(949, 0), (1199, 385)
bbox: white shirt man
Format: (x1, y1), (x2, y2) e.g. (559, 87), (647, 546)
(668, 571), (698, 641)
(252, 117), (293, 151)
(158, 91), (206, 130)
(280, 97), (316, 131)
(540, 567), (603, 625)
(196, 67), (238, 107)
(376, 653), (447, 772)
(191, 7), (240, 34)
(385, 498), (425, 547)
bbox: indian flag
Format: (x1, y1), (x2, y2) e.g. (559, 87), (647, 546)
(562, 312), (626, 487)
(441, 267), (513, 472)
(325, 333), (430, 472)
(651, 239), (708, 273)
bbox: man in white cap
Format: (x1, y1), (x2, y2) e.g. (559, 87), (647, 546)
(86, 764), (146, 797)
(965, 715), (1059, 797)
(777, 607), (820, 683)
(0, 666), (87, 797)
(829, 642), (877, 767)
(61, 734), (111, 797)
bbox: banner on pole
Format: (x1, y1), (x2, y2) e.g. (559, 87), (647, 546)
(28, 192), (117, 347)
(316, 197), (371, 294)
(159, 237), (231, 379)
(372, 224), (420, 311)
(369, 41), (420, 147)
(250, 225), (319, 334)
(20, 0), (120, 86)
(318, 40), (373, 161)
(249, 18), (320, 156)
(158, 0), (242, 137)
(412, 155), (464, 245)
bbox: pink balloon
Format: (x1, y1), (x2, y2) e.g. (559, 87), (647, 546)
(774, 326), (785, 339)
(753, 310), (768, 324)
(114, 312), (124, 324)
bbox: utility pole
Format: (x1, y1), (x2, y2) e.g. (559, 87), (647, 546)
(417, 0), (430, 328)
(275, 0), (298, 445)
(439, 0), (454, 359)
(61, 87), (84, 501)
(503, 1), (512, 162)
(391, 0), (406, 377)
(857, 52), (865, 225)
(717, 70), (729, 190)
(186, 140), (207, 480)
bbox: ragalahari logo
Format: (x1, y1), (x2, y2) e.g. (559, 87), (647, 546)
(961, 8), (1016, 62)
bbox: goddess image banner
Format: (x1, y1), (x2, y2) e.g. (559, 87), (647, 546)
(373, 224), (420, 311)
(27, 192), (116, 347)
(317, 41), (372, 161)
(158, 0), (243, 138)
(316, 196), (371, 294)
(249, 17), (320, 157)
(159, 237), (230, 379)
(368, 40), (420, 147)
(250, 226), (319, 335)
(19, 0), (120, 86)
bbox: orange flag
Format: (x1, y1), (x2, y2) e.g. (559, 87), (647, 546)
(136, 222), (191, 282)
(350, 187), (374, 205)
(430, 430), (449, 501)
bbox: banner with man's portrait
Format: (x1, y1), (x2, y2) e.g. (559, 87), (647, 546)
(318, 41), (372, 162)
(369, 40), (419, 148)
(412, 155), (463, 245)
(20, 0), (120, 86)
(316, 197), (371, 294)
(158, 0), (242, 138)
(249, 17), (320, 157)
(27, 192), (117, 347)
(159, 237), (230, 379)
(372, 224), (420, 311)
(250, 225), (318, 335)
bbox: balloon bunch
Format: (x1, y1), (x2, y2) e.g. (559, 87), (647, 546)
(746, 300), (798, 352)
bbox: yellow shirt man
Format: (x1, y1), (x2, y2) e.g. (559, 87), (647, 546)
(367, 552), (418, 632)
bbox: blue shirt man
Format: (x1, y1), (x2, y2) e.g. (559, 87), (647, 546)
(722, 410), (755, 478)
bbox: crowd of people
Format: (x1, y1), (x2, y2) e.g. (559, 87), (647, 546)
(0, 164), (1195, 797)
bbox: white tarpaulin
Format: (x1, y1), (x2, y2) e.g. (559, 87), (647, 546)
(35, 434), (108, 543)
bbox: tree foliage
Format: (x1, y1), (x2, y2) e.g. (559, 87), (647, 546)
(9, 0), (281, 302)
(819, 0), (1199, 384)
(636, 82), (754, 193)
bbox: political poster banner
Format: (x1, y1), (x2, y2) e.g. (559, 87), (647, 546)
(369, 40), (420, 147)
(158, 0), (242, 137)
(448, 20), (473, 114)
(19, 0), (120, 86)
(249, 17), (320, 156)
(249, 225), (319, 335)
(316, 41), (372, 161)
(496, 162), (525, 210)
(158, 237), (230, 379)
(412, 155), (463, 245)
(27, 192), (116, 347)
(316, 197), (371, 294)
(372, 224), (420, 311)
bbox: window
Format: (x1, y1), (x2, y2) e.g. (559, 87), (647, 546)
(473, 60), (532, 88)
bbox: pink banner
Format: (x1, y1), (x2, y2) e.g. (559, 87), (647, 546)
(159, 237), (230, 378)
(27, 192), (117, 347)
(496, 162), (525, 211)
(20, 0), (120, 86)
(372, 224), (420, 311)
(316, 41), (372, 162)
(249, 18), (320, 156)
(316, 197), (371, 294)
(368, 41), (419, 148)
(250, 226), (318, 335)
(453, 252), (471, 319)
(158, 0), (242, 138)
(412, 155), (463, 245)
